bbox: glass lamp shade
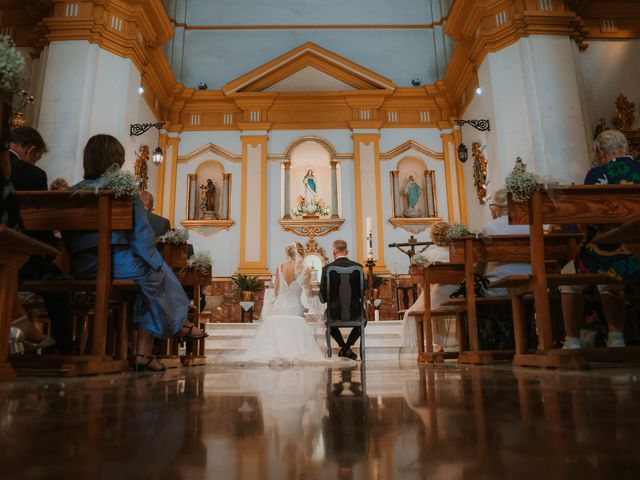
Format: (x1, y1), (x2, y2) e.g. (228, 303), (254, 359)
(152, 147), (164, 166)
(457, 143), (469, 163)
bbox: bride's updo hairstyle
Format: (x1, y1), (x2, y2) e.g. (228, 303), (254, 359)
(285, 243), (297, 260)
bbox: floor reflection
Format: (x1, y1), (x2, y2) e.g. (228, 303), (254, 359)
(1, 363), (640, 479)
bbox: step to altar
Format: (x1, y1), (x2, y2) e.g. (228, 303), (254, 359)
(204, 320), (418, 363)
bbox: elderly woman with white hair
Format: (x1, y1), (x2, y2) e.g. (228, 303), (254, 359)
(560, 129), (640, 349)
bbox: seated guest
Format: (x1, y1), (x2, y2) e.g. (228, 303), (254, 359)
(66, 134), (206, 371)
(9, 127), (73, 353)
(401, 222), (457, 351)
(482, 188), (531, 296)
(139, 190), (170, 237)
(1, 149), (55, 352)
(8, 126), (47, 190)
(560, 130), (640, 349)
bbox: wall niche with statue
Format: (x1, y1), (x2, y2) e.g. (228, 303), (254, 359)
(181, 159), (233, 236)
(278, 137), (344, 237)
(389, 156), (441, 234)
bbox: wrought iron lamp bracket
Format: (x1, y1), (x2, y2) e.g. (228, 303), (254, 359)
(130, 122), (164, 136)
(456, 119), (491, 132)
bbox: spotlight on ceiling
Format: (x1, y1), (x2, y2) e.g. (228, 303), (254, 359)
(197, 82), (208, 90)
(411, 78), (421, 86)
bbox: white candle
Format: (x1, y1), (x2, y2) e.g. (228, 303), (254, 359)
(374, 309), (380, 322)
(366, 217), (373, 260)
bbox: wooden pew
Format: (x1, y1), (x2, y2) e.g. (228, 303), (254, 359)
(415, 263), (466, 362)
(13, 191), (134, 376)
(0, 226), (59, 381)
(504, 185), (640, 368)
(448, 234), (580, 364)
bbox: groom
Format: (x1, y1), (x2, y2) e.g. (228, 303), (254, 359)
(319, 240), (364, 360)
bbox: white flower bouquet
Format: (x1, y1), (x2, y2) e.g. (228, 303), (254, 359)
(0, 36), (25, 91)
(505, 157), (540, 202)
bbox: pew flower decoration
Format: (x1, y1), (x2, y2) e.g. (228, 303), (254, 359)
(0, 36), (25, 91)
(410, 253), (432, 267)
(187, 251), (212, 275)
(445, 222), (471, 242)
(159, 228), (189, 245)
(505, 157), (540, 202)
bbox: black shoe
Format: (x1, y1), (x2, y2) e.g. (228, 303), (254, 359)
(342, 347), (358, 360)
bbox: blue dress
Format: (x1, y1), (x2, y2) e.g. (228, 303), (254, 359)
(66, 178), (188, 338)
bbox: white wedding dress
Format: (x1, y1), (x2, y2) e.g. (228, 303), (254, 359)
(218, 264), (339, 365)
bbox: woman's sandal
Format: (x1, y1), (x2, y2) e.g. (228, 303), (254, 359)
(132, 354), (166, 372)
(177, 324), (208, 340)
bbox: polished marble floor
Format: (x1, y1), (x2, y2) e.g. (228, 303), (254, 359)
(2, 362), (640, 479)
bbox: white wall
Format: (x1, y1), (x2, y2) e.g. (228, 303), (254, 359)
(579, 39), (640, 131)
(161, 0), (454, 88)
(31, 41), (158, 187)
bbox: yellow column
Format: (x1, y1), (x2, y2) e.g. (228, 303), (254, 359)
(353, 133), (387, 273)
(237, 134), (270, 275)
(440, 132), (460, 224)
(166, 135), (180, 228)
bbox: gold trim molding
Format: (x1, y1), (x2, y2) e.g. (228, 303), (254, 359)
(177, 143), (242, 164)
(389, 217), (443, 235)
(180, 219), (234, 237)
(380, 140), (444, 162)
(278, 218), (345, 238)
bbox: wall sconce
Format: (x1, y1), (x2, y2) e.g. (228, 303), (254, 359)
(456, 119), (490, 163)
(130, 122), (164, 166)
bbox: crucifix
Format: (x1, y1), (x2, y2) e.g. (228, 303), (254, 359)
(388, 235), (431, 260)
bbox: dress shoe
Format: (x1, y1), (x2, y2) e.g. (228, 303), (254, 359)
(340, 347), (357, 360)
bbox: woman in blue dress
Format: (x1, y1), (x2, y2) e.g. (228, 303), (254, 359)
(67, 134), (206, 370)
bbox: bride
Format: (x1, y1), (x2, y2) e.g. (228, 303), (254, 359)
(218, 242), (339, 365)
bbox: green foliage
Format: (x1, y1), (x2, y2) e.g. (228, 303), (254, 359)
(364, 273), (388, 290)
(232, 274), (264, 292)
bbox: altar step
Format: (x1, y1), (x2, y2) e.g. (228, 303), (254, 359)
(204, 320), (417, 363)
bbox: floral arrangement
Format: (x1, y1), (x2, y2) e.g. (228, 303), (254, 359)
(103, 169), (138, 197)
(410, 253), (432, 267)
(0, 36), (25, 91)
(290, 195), (331, 217)
(159, 228), (189, 245)
(505, 157), (540, 202)
(430, 221), (451, 247)
(445, 222), (471, 242)
(187, 251), (212, 275)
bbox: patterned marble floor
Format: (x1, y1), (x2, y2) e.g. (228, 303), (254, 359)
(1, 362), (640, 479)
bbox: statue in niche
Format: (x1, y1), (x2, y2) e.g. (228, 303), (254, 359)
(402, 174), (423, 217)
(302, 168), (318, 210)
(199, 179), (217, 219)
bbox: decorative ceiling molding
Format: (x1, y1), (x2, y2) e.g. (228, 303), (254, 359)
(222, 42), (397, 95)
(380, 140), (444, 162)
(177, 143), (242, 164)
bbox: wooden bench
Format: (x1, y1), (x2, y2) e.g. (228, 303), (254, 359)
(13, 191), (135, 376)
(448, 234), (580, 364)
(0, 226), (59, 381)
(505, 185), (640, 368)
(415, 263), (466, 362)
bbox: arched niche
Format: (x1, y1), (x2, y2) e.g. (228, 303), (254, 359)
(182, 159), (233, 236)
(279, 137), (344, 237)
(389, 156), (440, 234)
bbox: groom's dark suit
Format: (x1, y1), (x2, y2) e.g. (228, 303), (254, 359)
(319, 255), (365, 352)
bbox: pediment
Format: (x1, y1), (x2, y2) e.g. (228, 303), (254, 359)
(222, 42), (396, 95)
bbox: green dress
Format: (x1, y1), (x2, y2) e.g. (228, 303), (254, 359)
(574, 156), (640, 282)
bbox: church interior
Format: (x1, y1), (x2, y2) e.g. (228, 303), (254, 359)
(1, 0), (640, 478)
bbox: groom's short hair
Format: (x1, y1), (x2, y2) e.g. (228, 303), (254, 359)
(333, 240), (348, 254)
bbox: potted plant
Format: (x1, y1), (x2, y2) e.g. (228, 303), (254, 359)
(232, 274), (264, 301)
(365, 273), (388, 299)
